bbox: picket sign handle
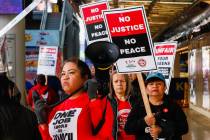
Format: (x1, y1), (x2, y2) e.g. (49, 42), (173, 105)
(0, 0), (42, 38)
(137, 73), (153, 116)
(137, 73), (156, 140)
(45, 75), (48, 85)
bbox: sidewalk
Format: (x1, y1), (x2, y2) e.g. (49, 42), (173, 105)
(183, 108), (210, 140)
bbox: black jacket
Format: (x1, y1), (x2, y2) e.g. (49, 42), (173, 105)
(107, 92), (142, 140)
(124, 95), (188, 140)
(107, 94), (118, 140)
(0, 99), (42, 140)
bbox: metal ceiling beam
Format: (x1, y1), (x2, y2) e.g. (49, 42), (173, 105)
(158, 1), (192, 5)
(153, 0), (202, 40)
(201, 0), (210, 4)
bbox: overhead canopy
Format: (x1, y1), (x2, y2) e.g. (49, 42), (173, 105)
(83, 0), (193, 37)
(77, 0), (210, 41)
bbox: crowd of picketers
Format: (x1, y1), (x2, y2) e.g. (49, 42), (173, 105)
(0, 57), (188, 140)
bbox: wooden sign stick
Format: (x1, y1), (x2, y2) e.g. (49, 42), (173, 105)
(137, 73), (152, 116)
(137, 73), (156, 140)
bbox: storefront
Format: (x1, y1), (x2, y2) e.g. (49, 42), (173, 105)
(177, 33), (210, 118)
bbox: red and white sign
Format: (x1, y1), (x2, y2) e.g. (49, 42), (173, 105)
(103, 6), (156, 73)
(154, 41), (177, 93)
(80, 1), (109, 45)
(37, 46), (58, 76)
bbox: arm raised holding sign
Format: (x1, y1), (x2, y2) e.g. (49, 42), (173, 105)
(33, 57), (114, 140)
(125, 72), (188, 140)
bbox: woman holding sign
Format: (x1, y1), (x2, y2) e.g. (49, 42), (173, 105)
(33, 57), (110, 140)
(125, 72), (188, 140)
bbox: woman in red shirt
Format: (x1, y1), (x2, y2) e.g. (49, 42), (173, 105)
(27, 74), (58, 110)
(108, 71), (135, 140)
(33, 57), (110, 140)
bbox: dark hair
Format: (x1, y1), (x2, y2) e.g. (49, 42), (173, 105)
(37, 74), (46, 86)
(0, 73), (22, 137)
(109, 71), (131, 97)
(62, 57), (91, 79)
(0, 73), (10, 99)
(0, 72), (21, 102)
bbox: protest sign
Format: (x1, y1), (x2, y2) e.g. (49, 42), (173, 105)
(37, 46), (58, 76)
(80, 1), (109, 45)
(103, 6), (156, 73)
(104, 6), (157, 117)
(154, 41), (177, 92)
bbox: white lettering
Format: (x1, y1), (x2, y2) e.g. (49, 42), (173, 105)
(91, 8), (99, 13)
(119, 16), (130, 22)
(94, 24), (103, 29)
(156, 48), (174, 54)
(124, 38), (136, 45)
(111, 24), (144, 33)
(91, 31), (107, 38)
(85, 14), (103, 22)
(120, 47), (146, 55)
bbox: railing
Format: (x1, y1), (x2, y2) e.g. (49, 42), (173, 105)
(59, 0), (67, 31)
(59, 0), (74, 48)
(39, 0), (74, 48)
(40, 0), (48, 30)
(59, 0), (67, 48)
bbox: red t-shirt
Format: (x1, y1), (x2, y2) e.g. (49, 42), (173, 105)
(117, 99), (135, 140)
(27, 84), (58, 110)
(39, 92), (112, 140)
(96, 97), (115, 140)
